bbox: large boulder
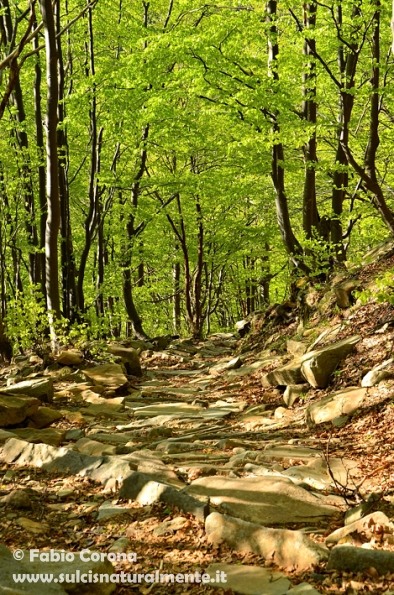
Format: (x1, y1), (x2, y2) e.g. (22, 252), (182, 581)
(205, 512), (328, 570)
(186, 475), (342, 526)
(300, 335), (360, 388)
(264, 359), (304, 386)
(306, 387), (366, 425)
(0, 395), (40, 427)
(0, 378), (54, 403)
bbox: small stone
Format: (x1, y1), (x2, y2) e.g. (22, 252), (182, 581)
(1, 489), (32, 510)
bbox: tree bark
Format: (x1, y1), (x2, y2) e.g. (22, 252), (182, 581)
(39, 0), (61, 347)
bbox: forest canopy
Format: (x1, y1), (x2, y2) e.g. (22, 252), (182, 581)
(1, 0), (394, 347)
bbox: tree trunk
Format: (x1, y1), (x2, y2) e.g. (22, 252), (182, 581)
(39, 0), (61, 347)
(266, 0), (308, 273)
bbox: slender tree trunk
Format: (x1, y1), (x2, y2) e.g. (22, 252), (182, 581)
(33, 21), (47, 302)
(302, 0), (319, 239)
(55, 1), (78, 321)
(76, 7), (103, 313)
(39, 0), (61, 347)
(172, 248), (181, 335)
(266, 0), (307, 273)
(120, 124), (150, 340)
(2, 0), (41, 285)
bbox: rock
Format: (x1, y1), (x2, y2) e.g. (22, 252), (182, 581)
(301, 336), (360, 388)
(283, 384), (308, 407)
(306, 387), (366, 425)
(27, 406), (63, 428)
(16, 517), (49, 534)
(344, 501), (371, 525)
(0, 438), (102, 475)
(326, 511), (394, 545)
(327, 545), (394, 575)
(209, 357), (242, 375)
(334, 279), (359, 309)
(205, 512), (328, 570)
(206, 563), (290, 594)
(264, 359), (304, 386)
(10, 428), (65, 447)
(83, 364), (128, 390)
(107, 344), (142, 376)
(0, 378), (54, 403)
(361, 359), (394, 387)
(186, 475), (342, 526)
(287, 340), (308, 357)
(89, 457), (133, 491)
(287, 584), (322, 595)
(119, 471), (209, 521)
(97, 500), (132, 522)
(56, 349), (84, 366)
(83, 398), (125, 417)
(74, 438), (117, 457)
(0, 543), (115, 594)
(65, 428), (85, 441)
(108, 537), (131, 553)
(0, 428), (16, 443)
(0, 489), (33, 510)
(0, 395), (40, 426)
(235, 319), (251, 337)
(152, 516), (188, 536)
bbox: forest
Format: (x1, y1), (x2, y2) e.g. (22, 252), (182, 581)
(1, 0), (394, 347)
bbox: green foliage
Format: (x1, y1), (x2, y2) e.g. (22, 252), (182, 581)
(6, 287), (48, 351)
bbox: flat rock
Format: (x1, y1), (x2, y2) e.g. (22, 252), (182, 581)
(0, 378), (54, 403)
(361, 359), (394, 387)
(89, 457), (133, 490)
(264, 359), (304, 386)
(152, 516), (188, 536)
(27, 406), (63, 428)
(0, 395), (41, 426)
(287, 584), (321, 595)
(74, 437), (117, 457)
(83, 398), (125, 417)
(326, 511), (394, 545)
(306, 387), (366, 425)
(259, 445), (321, 461)
(205, 512), (328, 570)
(0, 428), (17, 443)
(97, 500), (132, 522)
(83, 364), (128, 390)
(186, 476), (342, 526)
(206, 563), (291, 594)
(209, 357), (242, 375)
(56, 349), (84, 366)
(0, 438), (102, 475)
(119, 471), (208, 521)
(11, 428), (65, 447)
(301, 336), (360, 388)
(327, 545), (394, 575)
(0, 543), (115, 594)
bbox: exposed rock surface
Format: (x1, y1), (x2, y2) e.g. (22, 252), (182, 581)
(306, 387), (366, 425)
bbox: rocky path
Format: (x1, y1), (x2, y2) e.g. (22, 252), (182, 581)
(0, 333), (393, 594)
